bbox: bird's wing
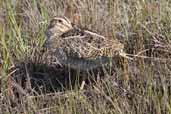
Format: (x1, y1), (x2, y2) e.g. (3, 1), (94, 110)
(60, 28), (124, 59)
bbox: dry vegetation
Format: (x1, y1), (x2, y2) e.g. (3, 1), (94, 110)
(0, 0), (171, 114)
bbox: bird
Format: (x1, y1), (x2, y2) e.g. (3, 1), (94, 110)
(43, 16), (131, 70)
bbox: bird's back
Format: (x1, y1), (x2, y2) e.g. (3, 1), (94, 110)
(58, 27), (124, 59)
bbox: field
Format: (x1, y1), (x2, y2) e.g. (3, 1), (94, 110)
(0, 0), (171, 114)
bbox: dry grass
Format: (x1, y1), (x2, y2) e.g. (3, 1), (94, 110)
(0, 0), (171, 114)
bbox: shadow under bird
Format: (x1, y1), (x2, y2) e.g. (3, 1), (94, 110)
(43, 16), (131, 70)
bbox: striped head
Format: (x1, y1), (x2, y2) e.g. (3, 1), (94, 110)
(44, 16), (73, 48)
(46, 16), (73, 37)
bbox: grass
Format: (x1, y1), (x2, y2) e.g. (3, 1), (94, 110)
(0, 0), (171, 114)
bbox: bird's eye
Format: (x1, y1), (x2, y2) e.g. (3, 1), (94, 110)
(58, 19), (62, 23)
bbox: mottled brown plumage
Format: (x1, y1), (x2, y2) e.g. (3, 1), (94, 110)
(43, 16), (129, 70)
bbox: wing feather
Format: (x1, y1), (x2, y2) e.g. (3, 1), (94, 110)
(59, 28), (124, 59)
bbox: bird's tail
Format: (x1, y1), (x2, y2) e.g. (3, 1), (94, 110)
(119, 51), (133, 60)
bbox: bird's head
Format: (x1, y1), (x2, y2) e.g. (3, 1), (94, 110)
(46, 16), (73, 37)
(44, 16), (73, 48)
